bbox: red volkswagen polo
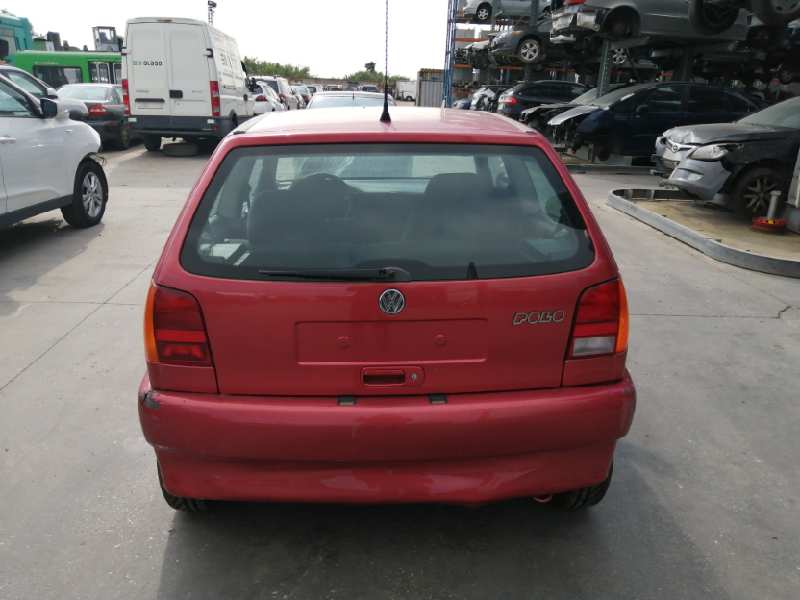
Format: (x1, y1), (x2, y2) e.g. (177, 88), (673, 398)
(139, 107), (636, 512)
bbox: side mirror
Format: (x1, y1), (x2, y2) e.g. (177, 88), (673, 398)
(40, 97), (59, 119)
(46, 87), (58, 99)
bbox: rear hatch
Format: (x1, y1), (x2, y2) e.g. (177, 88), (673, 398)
(126, 20), (212, 117)
(173, 142), (605, 397)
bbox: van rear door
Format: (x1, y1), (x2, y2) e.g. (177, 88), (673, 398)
(126, 22), (170, 115)
(167, 23), (213, 117)
(126, 21), (212, 117)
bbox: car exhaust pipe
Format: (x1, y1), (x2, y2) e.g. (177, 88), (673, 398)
(533, 495), (553, 504)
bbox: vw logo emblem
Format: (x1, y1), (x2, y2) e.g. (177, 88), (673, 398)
(379, 289), (405, 315)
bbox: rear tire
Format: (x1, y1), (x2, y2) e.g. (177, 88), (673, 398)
(61, 160), (108, 229)
(158, 466), (208, 513)
(552, 464), (613, 511)
(143, 135), (162, 152)
(688, 0), (741, 34)
(114, 123), (132, 150)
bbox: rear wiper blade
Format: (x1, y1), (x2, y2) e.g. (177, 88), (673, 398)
(258, 266), (412, 282)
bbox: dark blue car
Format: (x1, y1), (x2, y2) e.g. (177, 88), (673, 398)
(549, 82), (761, 159)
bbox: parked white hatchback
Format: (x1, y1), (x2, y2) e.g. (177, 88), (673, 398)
(0, 78), (107, 230)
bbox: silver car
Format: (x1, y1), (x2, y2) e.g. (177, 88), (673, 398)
(550, 0), (750, 43)
(463, 0), (551, 23)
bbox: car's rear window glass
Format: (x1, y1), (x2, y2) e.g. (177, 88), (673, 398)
(181, 144), (594, 281)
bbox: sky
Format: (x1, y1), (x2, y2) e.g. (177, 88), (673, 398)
(5, 0), (451, 79)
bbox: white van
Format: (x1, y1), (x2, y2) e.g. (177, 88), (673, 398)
(122, 17), (255, 150)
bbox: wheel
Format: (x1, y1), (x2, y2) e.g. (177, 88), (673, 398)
(114, 123), (131, 150)
(552, 464), (613, 511)
(518, 38), (543, 64)
(604, 11), (638, 38)
(688, 0), (741, 34)
(158, 466), (208, 513)
(750, 0), (800, 25)
(143, 135), (162, 152)
(475, 2), (492, 22)
(61, 161), (108, 229)
(732, 166), (789, 218)
(612, 48), (629, 66)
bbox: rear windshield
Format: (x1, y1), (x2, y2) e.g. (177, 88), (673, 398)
(308, 95), (394, 109)
(181, 144), (593, 281)
(261, 80), (279, 93)
(58, 85), (112, 101)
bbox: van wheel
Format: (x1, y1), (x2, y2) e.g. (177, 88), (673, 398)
(158, 466), (208, 513)
(115, 124), (132, 150)
(552, 464), (613, 511)
(144, 135), (162, 152)
(61, 160), (108, 229)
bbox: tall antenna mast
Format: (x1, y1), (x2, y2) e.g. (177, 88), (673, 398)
(208, 1), (217, 25)
(380, 0), (391, 124)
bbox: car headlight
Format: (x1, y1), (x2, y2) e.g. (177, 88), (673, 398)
(689, 143), (742, 161)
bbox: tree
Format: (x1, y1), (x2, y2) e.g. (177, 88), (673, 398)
(364, 62), (376, 73)
(242, 56), (312, 80)
(343, 70), (410, 86)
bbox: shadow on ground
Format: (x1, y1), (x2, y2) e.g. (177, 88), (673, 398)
(0, 218), (102, 316)
(156, 446), (728, 600)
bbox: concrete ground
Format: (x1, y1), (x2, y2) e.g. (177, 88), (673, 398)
(0, 152), (798, 600)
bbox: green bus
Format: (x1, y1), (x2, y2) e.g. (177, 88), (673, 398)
(9, 50), (121, 88)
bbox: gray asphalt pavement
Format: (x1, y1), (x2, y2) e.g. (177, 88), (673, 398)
(0, 148), (798, 600)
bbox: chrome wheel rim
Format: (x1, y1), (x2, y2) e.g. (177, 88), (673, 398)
(81, 172), (103, 218)
(520, 40), (540, 62)
(477, 7), (490, 20)
(743, 176), (778, 214)
(612, 48), (628, 65)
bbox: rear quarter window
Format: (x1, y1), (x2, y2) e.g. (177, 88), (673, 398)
(181, 144), (594, 281)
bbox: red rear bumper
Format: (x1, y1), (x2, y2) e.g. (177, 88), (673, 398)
(139, 374), (636, 503)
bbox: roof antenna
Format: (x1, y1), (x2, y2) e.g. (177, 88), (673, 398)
(380, 0), (391, 124)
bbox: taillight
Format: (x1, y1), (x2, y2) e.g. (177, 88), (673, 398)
(121, 78), (130, 115)
(569, 279), (628, 359)
(209, 80), (221, 117)
(255, 94), (266, 102)
(501, 96), (518, 105)
(565, 0), (586, 5)
(87, 103), (108, 116)
(145, 284), (213, 367)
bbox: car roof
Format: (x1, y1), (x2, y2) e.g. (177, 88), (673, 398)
(236, 106), (535, 140)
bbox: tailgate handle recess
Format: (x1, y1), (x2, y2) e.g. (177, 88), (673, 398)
(362, 366), (424, 387)
(363, 369), (406, 386)
(136, 98), (165, 104)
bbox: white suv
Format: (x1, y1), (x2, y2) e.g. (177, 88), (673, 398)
(0, 78), (108, 229)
